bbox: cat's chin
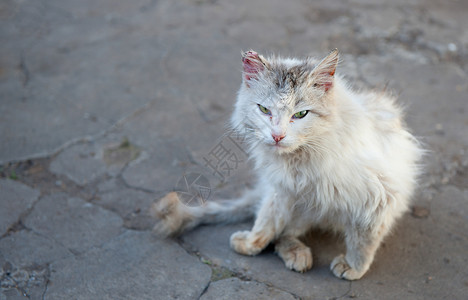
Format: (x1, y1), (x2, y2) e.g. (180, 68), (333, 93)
(266, 143), (296, 155)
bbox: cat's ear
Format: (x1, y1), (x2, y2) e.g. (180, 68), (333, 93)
(309, 49), (339, 92)
(242, 50), (266, 87)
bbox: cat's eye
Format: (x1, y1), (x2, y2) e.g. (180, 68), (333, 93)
(292, 110), (308, 119)
(257, 104), (271, 115)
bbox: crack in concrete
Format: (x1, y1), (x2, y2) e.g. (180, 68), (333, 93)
(19, 52), (30, 87)
(0, 176), (125, 259)
(0, 190), (77, 257)
(118, 174), (157, 195)
(40, 264), (51, 300)
(173, 238), (245, 297)
(0, 158), (96, 222)
(0, 96), (155, 166)
(257, 281), (302, 300)
(331, 281), (353, 300)
(27, 225), (77, 259)
(2, 276), (30, 299)
(41, 276), (49, 300)
(174, 237), (301, 300)
(0, 185), (41, 240)
(0, 261), (50, 300)
(197, 281), (211, 300)
(0, 151), (156, 243)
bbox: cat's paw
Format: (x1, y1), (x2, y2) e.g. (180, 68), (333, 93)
(330, 254), (366, 280)
(230, 231), (264, 256)
(150, 192), (188, 237)
(277, 244), (312, 273)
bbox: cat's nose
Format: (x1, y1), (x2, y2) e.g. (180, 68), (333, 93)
(272, 134), (285, 143)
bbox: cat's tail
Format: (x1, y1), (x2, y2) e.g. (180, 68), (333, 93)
(150, 189), (258, 237)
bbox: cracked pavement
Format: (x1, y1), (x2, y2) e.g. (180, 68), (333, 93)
(1, 0), (467, 299)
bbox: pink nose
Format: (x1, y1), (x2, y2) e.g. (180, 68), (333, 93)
(272, 134), (285, 143)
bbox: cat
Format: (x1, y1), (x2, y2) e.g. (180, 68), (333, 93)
(151, 49), (423, 280)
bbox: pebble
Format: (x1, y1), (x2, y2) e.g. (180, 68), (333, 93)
(447, 43), (457, 52)
(412, 206), (430, 218)
(441, 176), (450, 184)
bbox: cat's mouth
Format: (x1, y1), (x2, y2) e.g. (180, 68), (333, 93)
(267, 142), (294, 153)
(265, 140), (286, 147)
(273, 143), (287, 148)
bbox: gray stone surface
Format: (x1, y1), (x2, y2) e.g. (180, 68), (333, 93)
(182, 223), (351, 299)
(0, 230), (71, 267)
(46, 230), (211, 300)
(0, 231), (65, 300)
(49, 134), (141, 185)
(0, 0), (163, 164)
(201, 277), (296, 300)
(0, 257), (50, 300)
(49, 142), (109, 186)
(0, 179), (39, 236)
(95, 181), (155, 230)
(121, 137), (194, 193)
(1, 0), (467, 299)
(24, 193), (123, 253)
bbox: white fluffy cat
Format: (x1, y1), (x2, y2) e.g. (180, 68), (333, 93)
(151, 49), (423, 280)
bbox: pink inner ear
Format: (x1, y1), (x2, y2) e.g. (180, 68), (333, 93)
(242, 51), (264, 81)
(313, 49), (339, 92)
(322, 76), (333, 92)
(316, 68), (336, 92)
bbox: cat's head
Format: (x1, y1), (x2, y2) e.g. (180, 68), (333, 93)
(232, 49), (340, 155)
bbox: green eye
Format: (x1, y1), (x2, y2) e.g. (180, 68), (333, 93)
(257, 104), (271, 115)
(292, 110), (308, 119)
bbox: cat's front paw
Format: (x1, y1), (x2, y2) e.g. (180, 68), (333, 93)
(276, 243), (313, 273)
(230, 231), (264, 256)
(282, 246), (312, 273)
(275, 237), (313, 273)
(330, 254), (366, 281)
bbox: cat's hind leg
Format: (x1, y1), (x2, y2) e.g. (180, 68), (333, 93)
(275, 236), (313, 273)
(151, 190), (258, 237)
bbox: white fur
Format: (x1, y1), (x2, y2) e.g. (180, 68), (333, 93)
(233, 75), (420, 231)
(152, 51), (423, 280)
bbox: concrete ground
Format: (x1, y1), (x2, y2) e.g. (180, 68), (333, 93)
(1, 0), (467, 299)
